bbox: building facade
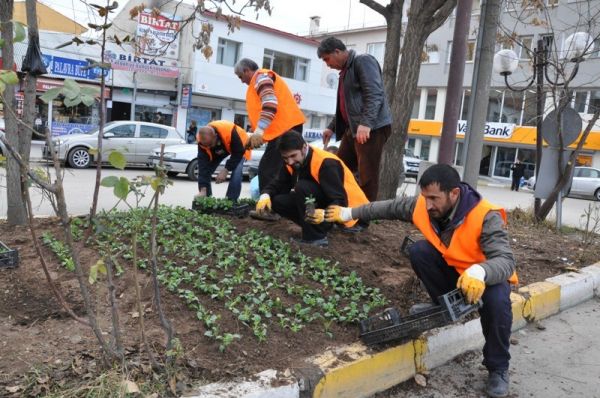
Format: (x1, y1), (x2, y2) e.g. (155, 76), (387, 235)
(309, 0), (600, 178)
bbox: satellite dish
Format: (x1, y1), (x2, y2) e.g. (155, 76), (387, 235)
(326, 73), (338, 89)
(540, 107), (583, 148)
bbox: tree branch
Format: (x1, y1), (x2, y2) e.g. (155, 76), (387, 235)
(428, 0), (457, 35)
(359, 0), (390, 18)
(0, 134), (56, 192)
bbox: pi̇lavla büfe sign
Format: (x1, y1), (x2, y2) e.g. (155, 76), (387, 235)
(457, 120), (515, 139)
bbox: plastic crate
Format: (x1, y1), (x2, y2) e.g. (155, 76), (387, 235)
(191, 201), (251, 218)
(439, 288), (482, 321)
(359, 289), (481, 346)
(400, 236), (415, 258)
(0, 241), (19, 269)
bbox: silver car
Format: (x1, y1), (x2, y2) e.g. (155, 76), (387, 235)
(527, 166), (600, 201)
(43, 121), (184, 168)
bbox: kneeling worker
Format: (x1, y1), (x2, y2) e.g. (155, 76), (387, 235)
(255, 130), (369, 247)
(325, 164), (517, 398)
(196, 120), (251, 201)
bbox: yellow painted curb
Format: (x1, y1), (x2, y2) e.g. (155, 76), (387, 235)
(518, 281), (561, 322)
(510, 292), (527, 331)
(312, 340), (419, 398)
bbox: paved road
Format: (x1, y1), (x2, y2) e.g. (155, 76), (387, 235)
(0, 166), (597, 227)
(377, 297), (600, 398)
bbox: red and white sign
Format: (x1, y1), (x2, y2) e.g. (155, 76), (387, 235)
(103, 50), (179, 79)
(35, 77), (111, 97)
(136, 10), (181, 59)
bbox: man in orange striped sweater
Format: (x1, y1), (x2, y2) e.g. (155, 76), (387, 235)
(234, 58), (306, 192)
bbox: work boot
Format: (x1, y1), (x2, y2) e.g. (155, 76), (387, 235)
(408, 302), (437, 315)
(486, 370), (509, 397)
(291, 237), (328, 247)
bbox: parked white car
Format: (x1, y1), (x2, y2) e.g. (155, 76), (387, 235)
(403, 148), (422, 179)
(527, 166), (600, 201)
(150, 144), (264, 181)
(43, 121), (184, 168)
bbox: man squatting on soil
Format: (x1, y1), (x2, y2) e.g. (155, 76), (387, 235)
(320, 164), (518, 398)
(254, 131), (369, 247)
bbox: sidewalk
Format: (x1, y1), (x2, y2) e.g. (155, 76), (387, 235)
(377, 297), (600, 398)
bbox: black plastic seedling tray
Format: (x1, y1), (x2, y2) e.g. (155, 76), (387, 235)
(191, 201), (251, 218)
(359, 289), (481, 346)
(0, 241), (19, 269)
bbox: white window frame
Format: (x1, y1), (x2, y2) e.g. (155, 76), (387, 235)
(216, 38), (241, 67)
(262, 49), (310, 82)
(422, 43), (440, 64)
(517, 35), (534, 60)
(366, 42), (385, 66)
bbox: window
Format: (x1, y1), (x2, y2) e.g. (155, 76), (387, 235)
(502, 90), (525, 124)
(573, 91), (588, 113)
(522, 90), (544, 126)
(466, 40), (476, 62)
(109, 124), (136, 138)
(367, 42), (385, 66)
(447, 41), (476, 62)
(460, 89), (471, 120)
(217, 38), (241, 66)
(422, 43), (440, 63)
(592, 38), (600, 57)
(589, 91), (600, 114)
(541, 34), (554, 55)
(310, 115), (323, 129)
(411, 90), (421, 119)
(486, 90), (503, 122)
(517, 36), (533, 60)
(140, 125), (168, 139)
(546, 0), (559, 6)
(425, 89), (437, 120)
(262, 49), (309, 81)
(578, 168), (600, 178)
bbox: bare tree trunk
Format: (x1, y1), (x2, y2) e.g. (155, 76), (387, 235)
(377, 0), (457, 199)
(20, 0), (39, 160)
(360, 0), (404, 104)
(88, 7), (111, 225)
(1, 0), (27, 225)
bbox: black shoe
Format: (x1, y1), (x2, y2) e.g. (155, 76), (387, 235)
(486, 370), (509, 397)
(338, 224), (366, 233)
(291, 237), (328, 247)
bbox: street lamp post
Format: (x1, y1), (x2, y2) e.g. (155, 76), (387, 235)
(493, 32), (593, 216)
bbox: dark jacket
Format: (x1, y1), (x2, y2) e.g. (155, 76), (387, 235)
(351, 183), (515, 285)
(262, 147), (348, 206)
(510, 162), (526, 179)
(327, 50), (392, 140)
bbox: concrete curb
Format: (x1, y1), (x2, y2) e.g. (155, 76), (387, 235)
(185, 262), (600, 398)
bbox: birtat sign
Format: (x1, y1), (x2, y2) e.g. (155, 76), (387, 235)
(457, 120), (515, 139)
(104, 50), (179, 78)
(136, 9), (181, 59)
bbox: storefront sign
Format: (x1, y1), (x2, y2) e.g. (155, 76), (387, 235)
(136, 9), (181, 59)
(457, 120), (515, 139)
(51, 122), (97, 137)
(181, 84), (192, 108)
(42, 54), (108, 81)
(104, 50), (179, 78)
(35, 78), (110, 98)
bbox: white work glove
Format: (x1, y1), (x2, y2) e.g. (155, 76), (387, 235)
(457, 264), (486, 304)
(247, 128), (265, 149)
(324, 205), (354, 223)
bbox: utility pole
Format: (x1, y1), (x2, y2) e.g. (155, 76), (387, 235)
(462, 0), (502, 187)
(438, 0), (473, 165)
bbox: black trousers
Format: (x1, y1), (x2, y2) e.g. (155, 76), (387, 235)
(271, 179), (332, 241)
(511, 175), (522, 191)
(408, 240), (512, 372)
(258, 124), (304, 192)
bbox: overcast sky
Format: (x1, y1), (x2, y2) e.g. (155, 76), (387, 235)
(40, 0), (387, 36)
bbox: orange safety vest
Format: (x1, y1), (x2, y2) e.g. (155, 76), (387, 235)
(286, 146), (369, 228)
(412, 196), (519, 285)
(198, 120), (251, 162)
(246, 69), (306, 141)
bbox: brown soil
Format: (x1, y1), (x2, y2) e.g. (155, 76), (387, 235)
(0, 210), (598, 395)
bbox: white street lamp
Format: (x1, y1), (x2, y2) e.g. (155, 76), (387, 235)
(564, 32), (595, 61)
(493, 49), (519, 76)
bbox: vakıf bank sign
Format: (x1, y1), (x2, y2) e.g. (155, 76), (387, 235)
(457, 120), (515, 139)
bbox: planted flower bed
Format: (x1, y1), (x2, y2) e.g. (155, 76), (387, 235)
(43, 206), (388, 351)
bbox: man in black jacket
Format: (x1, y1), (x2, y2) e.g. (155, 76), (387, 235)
(317, 36), (392, 201)
(255, 131), (369, 247)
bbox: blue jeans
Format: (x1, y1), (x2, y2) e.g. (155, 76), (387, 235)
(198, 158), (245, 201)
(408, 239), (512, 372)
